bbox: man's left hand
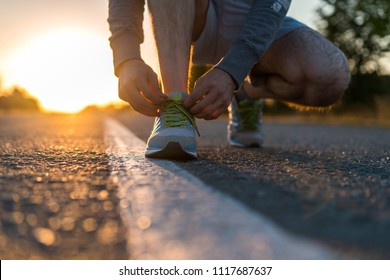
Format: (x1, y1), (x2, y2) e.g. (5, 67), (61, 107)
(183, 68), (236, 120)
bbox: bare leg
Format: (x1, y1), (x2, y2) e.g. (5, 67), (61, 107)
(245, 29), (351, 107)
(147, 0), (208, 93)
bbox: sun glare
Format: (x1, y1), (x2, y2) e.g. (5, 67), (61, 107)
(4, 28), (119, 113)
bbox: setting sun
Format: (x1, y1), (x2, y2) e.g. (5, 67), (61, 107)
(3, 28), (119, 113)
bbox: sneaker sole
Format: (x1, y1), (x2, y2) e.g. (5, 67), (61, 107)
(229, 137), (263, 148)
(145, 142), (198, 160)
(230, 142), (262, 148)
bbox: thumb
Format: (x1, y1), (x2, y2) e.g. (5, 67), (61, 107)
(148, 74), (164, 97)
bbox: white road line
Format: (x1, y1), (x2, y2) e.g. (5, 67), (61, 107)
(104, 117), (337, 260)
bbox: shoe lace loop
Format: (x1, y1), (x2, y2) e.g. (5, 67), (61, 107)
(161, 99), (200, 136)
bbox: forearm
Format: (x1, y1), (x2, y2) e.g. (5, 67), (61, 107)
(108, 0), (145, 76)
(215, 0), (291, 88)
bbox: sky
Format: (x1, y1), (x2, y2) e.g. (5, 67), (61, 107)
(0, 0), (322, 113)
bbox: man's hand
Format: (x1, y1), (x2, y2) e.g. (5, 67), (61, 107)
(118, 59), (166, 116)
(183, 68), (236, 120)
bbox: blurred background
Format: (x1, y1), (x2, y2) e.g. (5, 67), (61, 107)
(0, 0), (389, 122)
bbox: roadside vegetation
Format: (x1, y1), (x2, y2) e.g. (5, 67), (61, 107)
(316, 0), (390, 120)
(0, 86), (42, 112)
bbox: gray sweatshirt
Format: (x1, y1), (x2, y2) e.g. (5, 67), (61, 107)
(108, 0), (291, 87)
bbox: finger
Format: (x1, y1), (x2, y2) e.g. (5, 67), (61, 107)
(118, 81), (132, 103)
(195, 98), (225, 119)
(124, 85), (160, 117)
(204, 108), (224, 120)
(183, 83), (208, 108)
(136, 77), (166, 106)
(189, 91), (218, 115)
(130, 95), (160, 117)
(146, 70), (166, 99)
(148, 73), (166, 101)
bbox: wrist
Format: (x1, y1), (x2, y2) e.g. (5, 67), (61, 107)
(214, 67), (238, 89)
(117, 58), (145, 76)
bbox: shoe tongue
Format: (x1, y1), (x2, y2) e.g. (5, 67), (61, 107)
(167, 91), (187, 101)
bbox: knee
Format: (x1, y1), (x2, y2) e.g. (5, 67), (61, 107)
(305, 76), (350, 107)
(304, 54), (351, 107)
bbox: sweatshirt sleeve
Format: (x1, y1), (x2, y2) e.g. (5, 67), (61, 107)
(215, 0), (291, 88)
(108, 0), (145, 76)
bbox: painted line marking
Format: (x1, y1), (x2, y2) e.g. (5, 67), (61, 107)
(104, 117), (337, 259)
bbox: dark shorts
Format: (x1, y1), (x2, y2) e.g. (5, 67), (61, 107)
(192, 0), (309, 65)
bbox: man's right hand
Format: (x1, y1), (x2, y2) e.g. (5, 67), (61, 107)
(118, 59), (166, 117)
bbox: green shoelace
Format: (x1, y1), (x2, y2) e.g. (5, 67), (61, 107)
(161, 98), (200, 136)
(237, 99), (262, 130)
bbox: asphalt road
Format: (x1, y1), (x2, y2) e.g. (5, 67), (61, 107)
(117, 112), (390, 259)
(0, 114), (127, 259)
(1, 112), (390, 259)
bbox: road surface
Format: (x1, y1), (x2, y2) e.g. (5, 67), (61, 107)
(0, 112), (389, 259)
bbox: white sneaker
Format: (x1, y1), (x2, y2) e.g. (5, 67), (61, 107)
(145, 92), (199, 159)
(228, 88), (264, 147)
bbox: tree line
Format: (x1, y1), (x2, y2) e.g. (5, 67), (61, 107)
(317, 0), (390, 108)
(0, 83), (41, 112)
